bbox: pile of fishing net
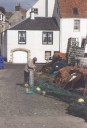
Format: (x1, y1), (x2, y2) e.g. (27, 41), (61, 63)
(67, 100), (87, 121)
(35, 67), (87, 120)
(35, 76), (81, 103)
(54, 66), (87, 88)
(35, 76), (87, 121)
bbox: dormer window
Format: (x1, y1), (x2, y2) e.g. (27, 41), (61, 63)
(73, 8), (78, 15)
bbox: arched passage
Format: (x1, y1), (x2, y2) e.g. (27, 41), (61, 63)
(10, 48), (31, 63)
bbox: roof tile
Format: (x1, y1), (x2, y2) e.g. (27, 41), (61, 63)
(58, 0), (87, 18)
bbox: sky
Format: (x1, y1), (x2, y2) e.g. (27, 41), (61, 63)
(0, 0), (37, 11)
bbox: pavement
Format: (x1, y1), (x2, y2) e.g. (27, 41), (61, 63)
(0, 63), (87, 128)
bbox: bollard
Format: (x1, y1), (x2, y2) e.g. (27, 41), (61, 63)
(29, 70), (34, 88)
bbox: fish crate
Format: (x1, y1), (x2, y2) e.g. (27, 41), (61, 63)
(79, 57), (87, 68)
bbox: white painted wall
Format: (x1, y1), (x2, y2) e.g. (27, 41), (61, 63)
(26, 0), (46, 18)
(48, 0), (56, 17)
(7, 30), (59, 63)
(60, 18), (87, 53)
(26, 0), (56, 18)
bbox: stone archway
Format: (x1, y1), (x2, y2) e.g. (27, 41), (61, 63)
(10, 48), (31, 63)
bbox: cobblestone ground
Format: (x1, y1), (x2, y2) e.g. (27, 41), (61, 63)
(0, 63), (87, 128)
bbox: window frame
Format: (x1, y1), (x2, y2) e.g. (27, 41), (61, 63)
(74, 20), (80, 31)
(18, 31), (26, 44)
(45, 51), (51, 60)
(34, 8), (38, 14)
(31, 8), (38, 14)
(42, 32), (53, 45)
(73, 8), (79, 15)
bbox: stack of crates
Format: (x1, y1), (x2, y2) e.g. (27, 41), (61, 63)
(66, 38), (79, 65)
(79, 57), (87, 68)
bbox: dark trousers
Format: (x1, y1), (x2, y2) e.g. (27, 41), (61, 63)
(24, 70), (30, 84)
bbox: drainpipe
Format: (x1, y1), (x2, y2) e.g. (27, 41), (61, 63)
(59, 29), (60, 52)
(59, 18), (61, 52)
(45, 0), (48, 17)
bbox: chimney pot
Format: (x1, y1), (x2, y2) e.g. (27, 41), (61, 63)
(15, 3), (21, 11)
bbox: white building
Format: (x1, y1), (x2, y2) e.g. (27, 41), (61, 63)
(58, 0), (87, 53)
(0, 10), (9, 54)
(1, 0), (87, 63)
(26, 0), (58, 18)
(1, 0), (59, 63)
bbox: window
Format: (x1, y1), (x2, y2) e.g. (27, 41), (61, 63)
(18, 31), (26, 44)
(42, 32), (53, 45)
(54, 51), (60, 55)
(45, 51), (51, 60)
(34, 8), (38, 14)
(31, 8), (38, 14)
(74, 20), (80, 31)
(73, 8), (79, 15)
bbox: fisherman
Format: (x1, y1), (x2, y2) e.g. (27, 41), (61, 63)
(24, 57), (37, 90)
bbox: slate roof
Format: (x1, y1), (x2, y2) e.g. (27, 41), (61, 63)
(6, 12), (13, 20)
(58, 0), (87, 18)
(9, 17), (59, 30)
(20, 8), (27, 14)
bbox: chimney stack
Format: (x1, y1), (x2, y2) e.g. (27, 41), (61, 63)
(15, 3), (21, 11)
(30, 9), (35, 20)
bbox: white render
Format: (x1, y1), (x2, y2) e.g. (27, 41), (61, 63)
(2, 0), (87, 63)
(3, 30), (59, 63)
(59, 18), (87, 53)
(1, 0), (59, 64)
(26, 0), (56, 18)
